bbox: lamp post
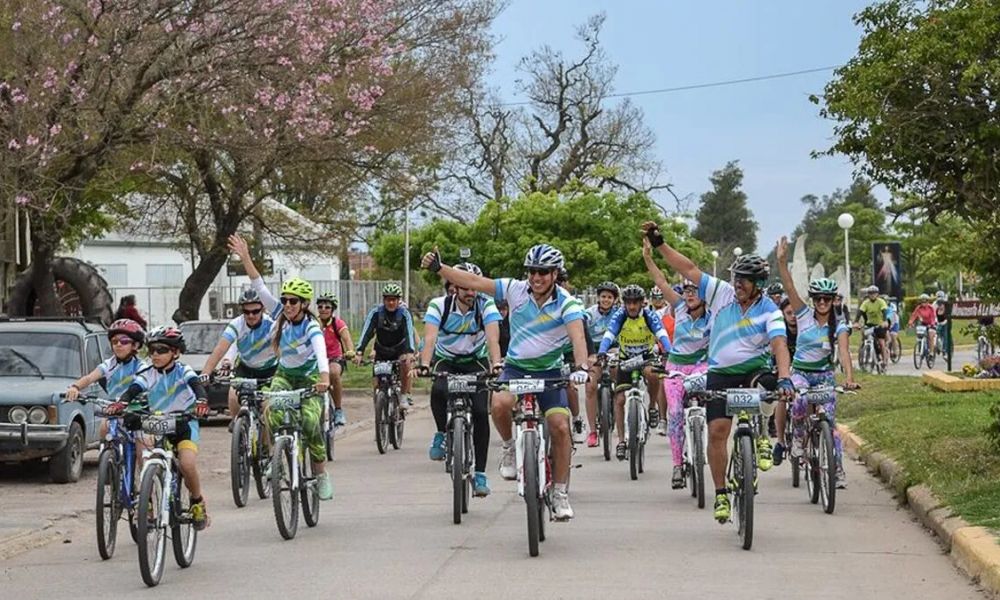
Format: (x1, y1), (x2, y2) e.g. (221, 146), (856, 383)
(733, 247), (743, 258)
(401, 173), (418, 306)
(838, 213), (855, 308)
(711, 250), (719, 277)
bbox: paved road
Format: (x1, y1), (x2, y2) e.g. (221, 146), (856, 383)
(0, 397), (986, 599)
(851, 345), (977, 377)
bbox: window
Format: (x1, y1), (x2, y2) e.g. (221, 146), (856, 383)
(145, 264), (184, 287)
(96, 264), (128, 287)
(97, 335), (112, 360)
(84, 336), (102, 373)
(0, 333), (83, 378)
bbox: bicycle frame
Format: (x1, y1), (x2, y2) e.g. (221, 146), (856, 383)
(623, 369), (649, 450)
(514, 393), (548, 500)
(138, 442), (177, 530)
(104, 417), (138, 511)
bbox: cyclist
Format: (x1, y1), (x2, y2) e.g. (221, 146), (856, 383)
(780, 298), (799, 358)
(354, 283), (418, 408)
(584, 281), (620, 447)
(772, 238), (859, 488)
(853, 285), (890, 370)
(908, 293), (938, 352)
(643, 221), (794, 523)
(642, 238), (710, 485)
(650, 286), (676, 338)
(935, 291), (952, 356)
(200, 289), (278, 425)
(108, 326), (211, 529)
(415, 262), (503, 497)
(229, 235), (334, 501)
(420, 243), (590, 521)
(886, 296), (901, 356)
(595, 284), (672, 461)
(767, 282), (785, 306)
(317, 293), (355, 427)
(557, 267), (592, 443)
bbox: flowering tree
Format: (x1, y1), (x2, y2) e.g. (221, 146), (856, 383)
(1, 0), (400, 314)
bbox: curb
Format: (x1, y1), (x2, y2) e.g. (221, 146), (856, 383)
(921, 370), (1000, 392)
(839, 423), (999, 597)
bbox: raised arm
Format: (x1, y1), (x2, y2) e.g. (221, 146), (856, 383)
(642, 238), (680, 306)
(775, 237), (805, 312)
(641, 221), (703, 284)
(420, 248), (494, 295)
(229, 234), (278, 312)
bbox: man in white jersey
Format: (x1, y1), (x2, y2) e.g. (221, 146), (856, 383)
(583, 281), (619, 447)
(421, 244), (590, 521)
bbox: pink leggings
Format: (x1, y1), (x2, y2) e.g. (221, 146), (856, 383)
(663, 361), (708, 466)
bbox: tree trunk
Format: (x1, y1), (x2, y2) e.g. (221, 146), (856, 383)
(171, 242), (230, 324)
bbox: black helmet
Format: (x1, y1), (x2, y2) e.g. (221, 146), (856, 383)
(146, 326), (185, 353)
(621, 284), (645, 301)
(766, 282), (784, 296)
(556, 267), (568, 284)
(730, 254), (770, 280)
(238, 289), (262, 305)
(595, 281), (620, 298)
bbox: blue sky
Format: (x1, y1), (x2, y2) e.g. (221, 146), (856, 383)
(487, 0), (879, 255)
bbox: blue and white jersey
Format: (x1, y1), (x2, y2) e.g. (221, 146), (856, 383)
(585, 304), (616, 344)
(597, 306), (672, 357)
(494, 279), (584, 372)
(98, 356), (146, 398)
(792, 307), (849, 372)
(134, 362), (199, 415)
(699, 273), (786, 375)
(424, 294), (502, 360)
(222, 314), (278, 370)
(667, 300), (710, 365)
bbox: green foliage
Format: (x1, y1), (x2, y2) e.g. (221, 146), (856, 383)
(371, 190), (710, 289)
(692, 160), (758, 255)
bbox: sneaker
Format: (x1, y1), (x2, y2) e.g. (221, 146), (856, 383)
(499, 443), (516, 480)
(190, 499), (209, 531)
(713, 493), (731, 523)
(671, 465), (684, 489)
(772, 442), (785, 467)
(429, 432), (446, 461)
(405, 394), (414, 406)
(333, 408), (346, 427)
(615, 441), (627, 461)
(552, 490), (574, 521)
(657, 419), (668, 437)
(572, 417), (586, 444)
(757, 437), (773, 472)
(586, 431), (599, 448)
(836, 466), (847, 489)
(649, 406), (660, 424)
(473, 472), (491, 497)
(316, 472), (333, 501)
(791, 437), (804, 458)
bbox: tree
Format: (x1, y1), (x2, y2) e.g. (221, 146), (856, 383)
(816, 0), (1000, 296)
(692, 161), (758, 256)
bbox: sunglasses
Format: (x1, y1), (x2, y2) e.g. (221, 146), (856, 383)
(148, 345), (173, 355)
(813, 295), (835, 303)
(243, 308), (263, 316)
(279, 296), (301, 306)
(317, 303), (335, 310)
(111, 336), (134, 346)
(527, 268), (553, 277)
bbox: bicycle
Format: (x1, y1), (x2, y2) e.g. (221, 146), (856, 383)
(784, 385), (838, 514)
(857, 326), (884, 374)
(913, 325), (935, 369)
(263, 388), (321, 540)
(687, 387), (779, 551)
(215, 375), (272, 507)
(368, 361), (405, 454)
(616, 355), (663, 481)
(131, 406), (199, 587)
(665, 372), (709, 508)
(488, 376), (569, 557)
(978, 326), (995, 363)
(596, 354), (617, 461)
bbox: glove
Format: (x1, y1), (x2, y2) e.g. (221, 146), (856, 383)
(195, 400), (210, 418)
(777, 377), (795, 397)
(425, 249), (442, 273)
(645, 225), (665, 248)
(344, 350), (356, 360)
(570, 369), (589, 385)
(104, 401), (126, 416)
(491, 362), (504, 376)
(417, 364), (431, 377)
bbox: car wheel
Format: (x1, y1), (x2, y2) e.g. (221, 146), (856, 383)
(50, 421), (84, 483)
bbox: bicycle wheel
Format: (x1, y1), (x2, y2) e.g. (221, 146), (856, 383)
(736, 435), (755, 551)
(462, 424), (472, 514)
(251, 419), (271, 499)
(230, 415), (251, 508)
(452, 417), (466, 524)
(136, 463), (167, 587)
(600, 386), (612, 461)
(819, 420), (836, 514)
(374, 391), (389, 454)
(805, 428), (821, 505)
(390, 392), (405, 450)
(891, 337), (902, 363)
(927, 345), (937, 368)
(913, 341), (922, 369)
(691, 420), (706, 509)
(301, 460), (320, 528)
(270, 437), (299, 540)
(325, 404), (336, 462)
(523, 429), (541, 557)
(628, 398), (640, 481)
(170, 467), (197, 568)
(96, 448), (121, 560)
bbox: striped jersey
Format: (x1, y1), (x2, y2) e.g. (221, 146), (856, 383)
(668, 300), (710, 365)
(222, 314), (278, 369)
(133, 362), (198, 414)
(699, 273), (786, 375)
(424, 294), (502, 361)
(98, 356), (146, 398)
(250, 278), (327, 373)
(585, 305), (617, 343)
(792, 306), (848, 371)
(494, 279), (584, 371)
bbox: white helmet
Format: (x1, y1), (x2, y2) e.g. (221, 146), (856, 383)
(523, 244), (564, 269)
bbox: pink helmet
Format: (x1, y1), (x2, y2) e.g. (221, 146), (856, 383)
(108, 319), (145, 346)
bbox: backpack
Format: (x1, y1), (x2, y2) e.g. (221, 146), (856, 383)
(439, 294), (484, 335)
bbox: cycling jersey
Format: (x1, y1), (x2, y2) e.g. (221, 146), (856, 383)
(320, 316), (349, 360)
(858, 298), (889, 325)
(132, 362), (200, 415)
(250, 277), (329, 375)
(221, 313), (278, 370)
(425, 293), (502, 361)
(667, 300), (710, 365)
(792, 306), (849, 371)
(493, 279), (584, 371)
(597, 306), (671, 358)
(585, 304), (616, 343)
(655, 306), (676, 341)
(98, 355), (146, 398)
(908, 304), (937, 327)
(700, 273), (786, 375)
(356, 305), (418, 355)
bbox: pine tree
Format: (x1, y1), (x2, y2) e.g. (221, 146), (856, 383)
(692, 160), (759, 256)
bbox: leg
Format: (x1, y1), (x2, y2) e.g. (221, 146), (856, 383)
(329, 362), (343, 410)
(178, 447), (202, 499)
(399, 355), (413, 396)
(491, 391), (515, 442)
(227, 387), (240, 420)
(546, 410), (572, 485)
(428, 362), (449, 461)
(584, 367), (599, 432)
(566, 382), (579, 418)
(664, 376), (685, 467)
(614, 391), (626, 444)
(707, 417), (733, 491)
(472, 389), (491, 473)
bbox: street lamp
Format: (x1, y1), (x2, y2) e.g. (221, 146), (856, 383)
(838, 212), (855, 308)
(711, 250), (719, 277)
(401, 173), (418, 306)
(733, 247), (743, 258)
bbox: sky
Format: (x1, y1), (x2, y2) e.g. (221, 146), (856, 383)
(486, 0), (880, 256)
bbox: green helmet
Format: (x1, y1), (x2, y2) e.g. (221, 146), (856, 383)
(316, 292), (337, 306)
(382, 283), (403, 297)
(280, 277), (313, 301)
(808, 278), (838, 296)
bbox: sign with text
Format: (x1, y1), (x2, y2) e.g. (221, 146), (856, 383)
(950, 300), (1000, 319)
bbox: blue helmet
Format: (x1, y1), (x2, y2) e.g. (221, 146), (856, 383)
(523, 244), (564, 270)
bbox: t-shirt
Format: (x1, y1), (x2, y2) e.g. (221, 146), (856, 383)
(668, 300), (710, 365)
(222, 314), (279, 369)
(909, 304), (937, 327)
(792, 306), (849, 372)
(585, 305), (617, 344)
(598, 306), (672, 358)
(859, 298), (889, 326)
(699, 273), (786, 375)
(98, 356), (146, 398)
(493, 279), (584, 371)
(133, 362), (198, 414)
(424, 294), (502, 361)
(321, 317), (349, 360)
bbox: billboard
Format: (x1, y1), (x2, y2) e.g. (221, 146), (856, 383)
(872, 242), (903, 300)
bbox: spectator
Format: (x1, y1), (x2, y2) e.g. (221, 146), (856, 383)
(114, 295), (147, 329)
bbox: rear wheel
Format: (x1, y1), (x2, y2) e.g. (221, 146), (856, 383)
(600, 386), (612, 462)
(628, 398), (640, 480)
(524, 430), (541, 557)
(137, 464), (166, 587)
(374, 391), (389, 454)
(736, 435), (755, 551)
(325, 402), (336, 462)
(890, 337), (902, 363)
(452, 417), (467, 524)
(271, 437), (299, 540)
(230, 415), (250, 507)
(927, 344), (937, 368)
(691, 421), (706, 509)
(170, 468), (197, 568)
(819, 420), (837, 514)
(95, 448), (121, 560)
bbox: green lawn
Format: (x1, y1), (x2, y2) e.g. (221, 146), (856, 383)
(839, 374), (1000, 527)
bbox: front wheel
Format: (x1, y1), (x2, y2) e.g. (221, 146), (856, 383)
(452, 417), (467, 525)
(819, 420), (837, 514)
(95, 448), (122, 560)
(913, 340), (922, 369)
(736, 435), (755, 551)
(927, 344), (937, 368)
(136, 464), (167, 587)
(170, 468), (197, 568)
(374, 391), (389, 454)
(230, 415), (251, 508)
(390, 391), (405, 450)
(523, 430), (541, 557)
(301, 460), (320, 528)
(690, 421), (706, 509)
(805, 427), (821, 505)
(600, 386), (612, 462)
(271, 437), (299, 540)
(251, 419), (271, 500)
(628, 398), (640, 481)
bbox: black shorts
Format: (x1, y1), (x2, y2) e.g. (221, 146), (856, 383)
(704, 371), (777, 422)
(615, 363), (643, 389)
(234, 363), (278, 381)
(873, 326), (887, 340)
(375, 343), (410, 362)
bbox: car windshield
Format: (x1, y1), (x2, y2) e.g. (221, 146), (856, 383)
(179, 323), (227, 354)
(0, 332), (82, 378)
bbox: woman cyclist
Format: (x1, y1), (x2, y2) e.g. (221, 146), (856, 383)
(316, 293), (355, 427)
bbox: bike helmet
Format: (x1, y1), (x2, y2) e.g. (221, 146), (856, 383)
(556, 267), (568, 284)
(766, 282), (785, 296)
(807, 278), (838, 297)
(108, 319), (145, 346)
(523, 244), (564, 270)
(382, 282), (403, 297)
(280, 277), (313, 301)
(621, 284), (645, 302)
(681, 278), (697, 290)
(936, 290), (947, 300)
(238, 289), (262, 305)
(650, 286), (664, 300)
(866, 285), (879, 294)
(454, 262), (483, 277)
(919, 293), (931, 301)
(672, 284), (684, 295)
(595, 281), (620, 298)
(316, 292), (338, 306)
(729, 254), (770, 280)
(146, 326), (185, 352)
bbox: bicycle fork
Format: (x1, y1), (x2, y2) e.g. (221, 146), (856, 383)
(139, 452), (173, 528)
(515, 421), (547, 500)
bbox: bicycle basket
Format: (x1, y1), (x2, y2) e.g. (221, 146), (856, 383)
(724, 389), (762, 416)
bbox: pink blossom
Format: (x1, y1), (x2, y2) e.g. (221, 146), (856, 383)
(49, 123), (62, 136)
(15, 195), (30, 206)
(8, 139), (21, 150)
(25, 135), (39, 147)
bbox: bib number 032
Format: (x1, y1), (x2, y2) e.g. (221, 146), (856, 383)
(724, 389), (761, 416)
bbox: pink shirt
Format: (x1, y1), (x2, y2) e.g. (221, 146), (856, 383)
(908, 304), (937, 327)
(322, 317), (349, 360)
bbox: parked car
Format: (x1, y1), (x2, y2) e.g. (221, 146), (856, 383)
(0, 318), (112, 482)
(178, 319), (230, 413)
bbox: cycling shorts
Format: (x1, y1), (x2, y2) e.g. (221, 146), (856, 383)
(704, 371), (777, 422)
(498, 366), (569, 418)
(235, 363), (278, 381)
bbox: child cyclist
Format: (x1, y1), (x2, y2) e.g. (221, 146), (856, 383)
(229, 234), (333, 500)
